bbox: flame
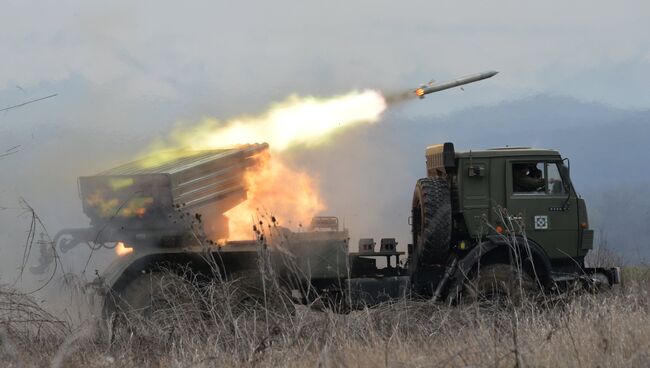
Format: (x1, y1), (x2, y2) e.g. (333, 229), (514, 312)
(142, 89), (386, 239)
(145, 90), (386, 160)
(225, 151), (325, 239)
(115, 242), (134, 256)
(85, 190), (154, 218)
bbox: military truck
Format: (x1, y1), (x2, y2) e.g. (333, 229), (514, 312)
(42, 142), (619, 316)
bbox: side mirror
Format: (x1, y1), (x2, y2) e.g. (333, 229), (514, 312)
(563, 157), (570, 174)
(559, 158), (574, 198)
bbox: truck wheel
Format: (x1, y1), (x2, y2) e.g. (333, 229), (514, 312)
(464, 264), (537, 305)
(107, 272), (202, 325)
(226, 272), (295, 317)
(411, 178), (452, 267)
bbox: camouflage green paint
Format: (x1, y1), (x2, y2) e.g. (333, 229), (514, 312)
(454, 148), (584, 260)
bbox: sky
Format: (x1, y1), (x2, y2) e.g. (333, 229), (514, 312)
(1, 1), (649, 285)
(2, 1), (649, 112)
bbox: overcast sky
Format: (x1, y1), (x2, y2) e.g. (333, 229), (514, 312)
(1, 0), (649, 114)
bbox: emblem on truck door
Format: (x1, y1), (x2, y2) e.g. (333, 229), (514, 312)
(534, 215), (549, 230)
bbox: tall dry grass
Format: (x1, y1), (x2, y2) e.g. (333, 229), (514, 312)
(1, 267), (649, 368)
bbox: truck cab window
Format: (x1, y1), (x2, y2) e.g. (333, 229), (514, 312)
(513, 162), (545, 193)
(512, 162), (567, 195)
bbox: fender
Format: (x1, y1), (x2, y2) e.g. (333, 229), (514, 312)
(484, 235), (552, 279)
(447, 235), (553, 298)
(96, 247), (208, 292)
(95, 245), (262, 293)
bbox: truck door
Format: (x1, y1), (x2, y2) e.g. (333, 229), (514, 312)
(505, 160), (579, 260)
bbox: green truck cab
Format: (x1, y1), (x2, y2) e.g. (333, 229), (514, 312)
(453, 145), (590, 261)
(409, 142), (618, 300)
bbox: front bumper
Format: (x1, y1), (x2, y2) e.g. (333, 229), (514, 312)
(584, 266), (621, 289)
(605, 267), (621, 285)
(550, 267), (621, 288)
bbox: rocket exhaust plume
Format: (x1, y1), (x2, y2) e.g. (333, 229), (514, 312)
(147, 89), (387, 156)
(145, 70), (497, 161)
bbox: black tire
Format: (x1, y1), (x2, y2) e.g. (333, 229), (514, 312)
(106, 272), (203, 327)
(464, 264), (537, 305)
(411, 178), (452, 267)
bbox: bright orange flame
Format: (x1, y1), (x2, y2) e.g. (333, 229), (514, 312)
(115, 242), (134, 256)
(141, 89), (386, 239)
(224, 151), (325, 239)
(416, 88), (425, 97)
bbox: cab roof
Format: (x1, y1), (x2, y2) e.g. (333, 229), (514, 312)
(425, 143), (563, 177)
(455, 147), (561, 158)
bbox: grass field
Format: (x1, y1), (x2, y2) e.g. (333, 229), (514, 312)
(1, 267), (649, 368)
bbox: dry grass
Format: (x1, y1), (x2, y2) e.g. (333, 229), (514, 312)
(1, 267), (649, 368)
